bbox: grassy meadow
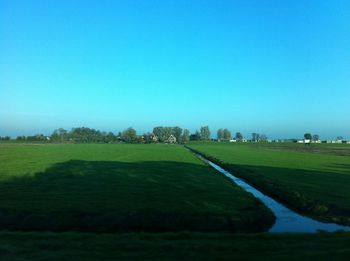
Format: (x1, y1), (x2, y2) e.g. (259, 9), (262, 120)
(0, 143), (274, 232)
(1, 231), (350, 261)
(187, 142), (350, 225)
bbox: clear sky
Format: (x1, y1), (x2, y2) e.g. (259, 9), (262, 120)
(1, 0), (349, 139)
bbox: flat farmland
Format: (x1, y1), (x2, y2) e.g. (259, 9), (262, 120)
(187, 142), (350, 225)
(0, 143), (274, 232)
(1, 231), (350, 261)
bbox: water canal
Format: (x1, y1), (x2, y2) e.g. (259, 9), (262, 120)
(196, 154), (350, 233)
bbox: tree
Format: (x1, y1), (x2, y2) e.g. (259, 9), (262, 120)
(69, 127), (105, 143)
(106, 132), (117, 143)
(252, 133), (256, 142)
(260, 134), (268, 142)
(153, 126), (179, 142)
(336, 136), (343, 141)
(312, 134), (319, 141)
(163, 127), (173, 141)
(222, 129), (231, 141)
(181, 129), (190, 143)
(235, 132), (243, 141)
(51, 128), (68, 142)
(200, 126), (211, 141)
(217, 129), (223, 141)
(251, 133), (261, 142)
(190, 130), (201, 141)
(304, 133), (312, 140)
(142, 132), (151, 143)
(122, 127), (137, 143)
(153, 127), (164, 142)
(172, 126), (183, 142)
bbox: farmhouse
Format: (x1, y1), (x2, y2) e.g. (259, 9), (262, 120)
(150, 133), (158, 142)
(229, 139), (237, 142)
(166, 134), (176, 144)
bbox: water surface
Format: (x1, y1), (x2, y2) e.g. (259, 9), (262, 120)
(197, 154), (350, 233)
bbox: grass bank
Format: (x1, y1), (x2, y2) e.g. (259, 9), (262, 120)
(187, 142), (350, 225)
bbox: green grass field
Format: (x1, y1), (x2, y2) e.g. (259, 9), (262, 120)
(187, 142), (350, 225)
(0, 143), (274, 232)
(1, 231), (350, 261)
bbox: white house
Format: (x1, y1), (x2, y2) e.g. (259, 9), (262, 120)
(304, 139), (311, 144)
(229, 139), (237, 142)
(166, 134), (176, 144)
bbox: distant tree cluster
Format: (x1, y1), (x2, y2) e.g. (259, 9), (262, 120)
(188, 126), (211, 141)
(304, 133), (312, 140)
(17, 126), (350, 145)
(152, 126), (191, 144)
(312, 134), (320, 141)
(16, 134), (48, 142)
(304, 133), (321, 141)
(200, 126), (211, 141)
(189, 131), (200, 141)
(216, 130), (270, 142)
(50, 127), (118, 143)
(252, 133), (268, 142)
(336, 136), (343, 141)
(121, 127), (137, 143)
(47, 126), (194, 144)
(0, 136), (11, 141)
(217, 128), (231, 141)
(235, 132), (243, 141)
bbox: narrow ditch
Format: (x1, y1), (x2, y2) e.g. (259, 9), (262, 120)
(192, 151), (350, 233)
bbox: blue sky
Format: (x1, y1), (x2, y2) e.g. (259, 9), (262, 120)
(1, 0), (349, 139)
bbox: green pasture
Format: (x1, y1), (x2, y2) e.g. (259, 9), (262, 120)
(0, 143), (274, 232)
(187, 142), (350, 225)
(0, 231), (349, 261)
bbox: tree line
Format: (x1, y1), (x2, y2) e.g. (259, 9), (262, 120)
(216, 130), (268, 142)
(7, 127), (346, 144)
(7, 126), (212, 144)
(2, 126), (253, 143)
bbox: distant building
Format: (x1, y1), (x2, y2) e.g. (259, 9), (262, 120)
(229, 139), (237, 142)
(242, 139), (247, 143)
(150, 133), (158, 142)
(166, 134), (176, 144)
(304, 139), (311, 144)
